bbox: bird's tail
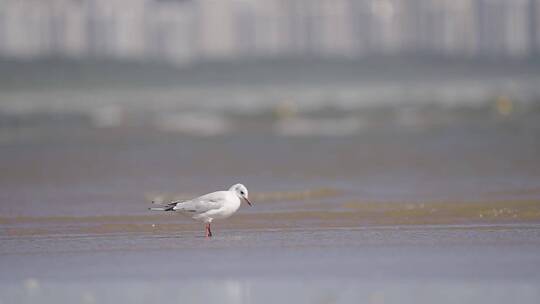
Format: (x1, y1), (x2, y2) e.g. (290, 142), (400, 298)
(148, 200), (178, 212)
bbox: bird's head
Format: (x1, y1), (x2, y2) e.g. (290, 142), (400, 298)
(230, 183), (252, 206)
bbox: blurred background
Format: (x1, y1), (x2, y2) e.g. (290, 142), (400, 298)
(1, 0), (540, 217)
(2, 0), (540, 61)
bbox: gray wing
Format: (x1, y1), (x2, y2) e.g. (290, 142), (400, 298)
(172, 191), (226, 214)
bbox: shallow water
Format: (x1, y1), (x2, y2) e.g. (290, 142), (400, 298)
(2, 225), (540, 304)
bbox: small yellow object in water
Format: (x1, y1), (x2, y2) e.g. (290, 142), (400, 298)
(495, 96), (513, 116)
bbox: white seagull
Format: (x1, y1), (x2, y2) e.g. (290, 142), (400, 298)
(149, 183), (252, 237)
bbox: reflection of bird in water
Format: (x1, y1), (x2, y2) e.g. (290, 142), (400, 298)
(149, 184), (252, 237)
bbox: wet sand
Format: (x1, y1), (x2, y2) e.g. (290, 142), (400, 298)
(2, 199), (540, 237)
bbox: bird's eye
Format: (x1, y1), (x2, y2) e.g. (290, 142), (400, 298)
(240, 191), (244, 195)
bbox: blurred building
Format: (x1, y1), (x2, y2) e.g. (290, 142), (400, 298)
(0, 0), (539, 65)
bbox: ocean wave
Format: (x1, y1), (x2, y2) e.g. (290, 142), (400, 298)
(1, 78), (540, 138)
(154, 111), (230, 136)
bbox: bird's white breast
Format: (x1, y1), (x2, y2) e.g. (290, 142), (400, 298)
(215, 192), (242, 218)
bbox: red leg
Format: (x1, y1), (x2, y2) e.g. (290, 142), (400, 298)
(205, 223), (213, 238)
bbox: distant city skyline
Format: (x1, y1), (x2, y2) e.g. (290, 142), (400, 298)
(0, 0), (539, 65)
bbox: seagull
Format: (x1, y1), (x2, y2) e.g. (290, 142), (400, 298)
(149, 183), (252, 237)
